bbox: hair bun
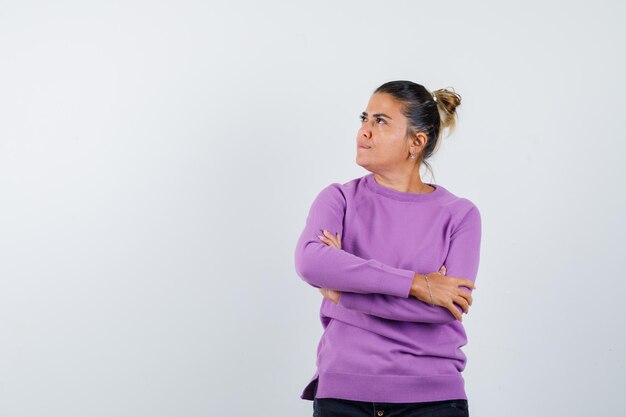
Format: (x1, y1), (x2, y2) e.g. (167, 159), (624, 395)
(431, 87), (461, 136)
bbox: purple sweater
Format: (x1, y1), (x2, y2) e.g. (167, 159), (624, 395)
(294, 173), (482, 403)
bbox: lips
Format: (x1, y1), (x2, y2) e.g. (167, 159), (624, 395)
(358, 144), (371, 149)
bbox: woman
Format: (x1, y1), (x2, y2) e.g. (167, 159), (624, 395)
(294, 80), (481, 417)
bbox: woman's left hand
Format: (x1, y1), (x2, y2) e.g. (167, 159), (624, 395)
(317, 229), (342, 304)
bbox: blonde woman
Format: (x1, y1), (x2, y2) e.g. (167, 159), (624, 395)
(295, 80), (481, 417)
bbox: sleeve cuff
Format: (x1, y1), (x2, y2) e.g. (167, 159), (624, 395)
(338, 268), (414, 312)
(377, 267), (414, 298)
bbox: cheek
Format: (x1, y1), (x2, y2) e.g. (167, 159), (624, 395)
(374, 144), (397, 159)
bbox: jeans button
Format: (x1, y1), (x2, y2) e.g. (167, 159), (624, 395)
(377, 411), (384, 416)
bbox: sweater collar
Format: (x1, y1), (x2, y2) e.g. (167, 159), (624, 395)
(363, 173), (445, 202)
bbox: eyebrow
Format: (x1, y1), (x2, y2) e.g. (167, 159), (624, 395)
(361, 111), (393, 120)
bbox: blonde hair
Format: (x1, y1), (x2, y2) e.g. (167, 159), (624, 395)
(432, 87), (462, 140)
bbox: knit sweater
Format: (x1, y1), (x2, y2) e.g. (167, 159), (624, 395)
(294, 172), (482, 403)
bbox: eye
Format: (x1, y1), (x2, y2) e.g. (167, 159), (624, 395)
(375, 117), (385, 125)
(359, 114), (366, 123)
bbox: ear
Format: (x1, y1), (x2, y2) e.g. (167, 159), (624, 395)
(409, 131), (429, 153)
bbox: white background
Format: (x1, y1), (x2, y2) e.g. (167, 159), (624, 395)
(1, 1), (624, 416)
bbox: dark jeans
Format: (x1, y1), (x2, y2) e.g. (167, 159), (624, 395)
(312, 382), (469, 417)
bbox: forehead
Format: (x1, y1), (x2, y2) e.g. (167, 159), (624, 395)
(365, 93), (405, 117)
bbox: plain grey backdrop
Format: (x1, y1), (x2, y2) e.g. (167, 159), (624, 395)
(1, 1), (624, 416)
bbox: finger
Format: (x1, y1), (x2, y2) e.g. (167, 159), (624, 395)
(457, 289), (473, 306)
(462, 279), (475, 290)
(322, 230), (334, 243)
(454, 295), (470, 314)
(454, 277), (474, 290)
(447, 302), (463, 321)
(328, 289), (341, 303)
(323, 230), (339, 246)
(320, 236), (339, 249)
(328, 238), (340, 249)
(440, 266), (446, 275)
(318, 235), (331, 245)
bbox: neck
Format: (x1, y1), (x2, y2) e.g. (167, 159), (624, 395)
(372, 172), (433, 194)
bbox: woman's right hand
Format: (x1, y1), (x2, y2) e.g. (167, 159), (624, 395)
(410, 266), (476, 321)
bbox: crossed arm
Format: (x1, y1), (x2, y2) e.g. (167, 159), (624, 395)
(294, 184), (482, 324)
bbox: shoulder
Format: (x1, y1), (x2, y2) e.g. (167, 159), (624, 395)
(436, 186), (482, 232)
(314, 182), (345, 202)
(437, 184), (480, 213)
(453, 198), (481, 232)
(313, 175), (363, 204)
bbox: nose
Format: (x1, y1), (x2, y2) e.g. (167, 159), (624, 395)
(359, 124), (372, 139)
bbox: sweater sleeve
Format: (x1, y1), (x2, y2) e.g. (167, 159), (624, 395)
(294, 183), (415, 297)
(337, 204), (482, 324)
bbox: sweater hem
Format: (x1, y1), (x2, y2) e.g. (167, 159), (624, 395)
(302, 371), (466, 403)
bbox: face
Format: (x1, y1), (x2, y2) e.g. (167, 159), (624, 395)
(356, 92), (425, 171)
